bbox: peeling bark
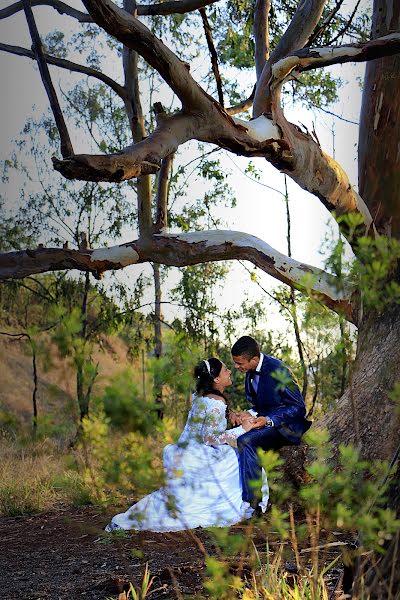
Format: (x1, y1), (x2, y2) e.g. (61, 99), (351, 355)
(0, 232), (356, 321)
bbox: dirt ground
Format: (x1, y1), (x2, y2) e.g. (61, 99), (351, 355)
(0, 505), (347, 600)
(0, 505), (213, 599)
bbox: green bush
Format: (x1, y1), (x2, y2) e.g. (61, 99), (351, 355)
(99, 368), (157, 434)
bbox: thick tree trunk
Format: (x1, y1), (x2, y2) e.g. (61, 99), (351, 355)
(320, 303), (400, 461)
(320, 0), (400, 462)
(358, 0), (400, 238)
(316, 4), (400, 591)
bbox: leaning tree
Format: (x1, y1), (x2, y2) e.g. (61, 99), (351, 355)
(1, 1), (399, 458)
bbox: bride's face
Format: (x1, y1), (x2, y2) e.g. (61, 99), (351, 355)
(214, 363), (232, 389)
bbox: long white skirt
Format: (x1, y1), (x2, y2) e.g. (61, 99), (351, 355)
(107, 441), (269, 532)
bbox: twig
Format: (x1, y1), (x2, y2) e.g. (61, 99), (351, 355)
(300, 541), (347, 553)
(199, 7), (224, 106)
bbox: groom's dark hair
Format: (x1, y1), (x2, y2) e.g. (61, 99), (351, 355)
(231, 336), (260, 359)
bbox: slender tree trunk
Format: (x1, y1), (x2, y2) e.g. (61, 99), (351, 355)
(153, 262), (164, 419)
(284, 177), (308, 397)
(30, 338), (38, 433)
(77, 270), (90, 420)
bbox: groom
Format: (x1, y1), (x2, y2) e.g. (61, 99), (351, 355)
(231, 335), (311, 511)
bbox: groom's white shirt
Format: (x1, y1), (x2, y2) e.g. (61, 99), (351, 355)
(247, 353), (274, 426)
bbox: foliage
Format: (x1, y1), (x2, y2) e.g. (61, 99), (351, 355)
(147, 331), (203, 427)
(203, 430), (399, 599)
(99, 368), (158, 434)
(74, 408), (165, 504)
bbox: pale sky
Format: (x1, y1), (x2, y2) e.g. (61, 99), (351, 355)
(0, 0), (367, 339)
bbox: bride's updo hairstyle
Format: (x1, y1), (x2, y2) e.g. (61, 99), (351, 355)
(194, 357), (225, 399)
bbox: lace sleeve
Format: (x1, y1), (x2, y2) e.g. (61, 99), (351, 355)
(203, 405), (246, 446)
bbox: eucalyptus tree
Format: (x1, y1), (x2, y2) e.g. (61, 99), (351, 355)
(1, 1), (399, 461)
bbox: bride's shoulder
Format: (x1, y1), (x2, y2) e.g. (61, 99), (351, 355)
(201, 394), (226, 405)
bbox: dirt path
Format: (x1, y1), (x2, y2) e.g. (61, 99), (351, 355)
(0, 506), (211, 599)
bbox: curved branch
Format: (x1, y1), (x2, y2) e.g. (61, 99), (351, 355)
(225, 85), (255, 115)
(139, 0), (220, 16)
(270, 33), (400, 85)
(52, 112), (202, 181)
(0, 0), (220, 21)
(266, 33), (400, 230)
(0, 43), (127, 102)
(0, 231), (356, 321)
(253, 0), (326, 117)
(80, 0), (217, 111)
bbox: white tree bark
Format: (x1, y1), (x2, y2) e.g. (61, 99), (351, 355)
(0, 230), (356, 321)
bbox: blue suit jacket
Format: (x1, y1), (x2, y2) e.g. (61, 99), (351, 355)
(245, 355), (311, 443)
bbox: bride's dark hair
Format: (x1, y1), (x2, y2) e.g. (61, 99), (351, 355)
(194, 357), (226, 399)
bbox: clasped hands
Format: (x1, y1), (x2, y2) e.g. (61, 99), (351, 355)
(229, 411), (268, 431)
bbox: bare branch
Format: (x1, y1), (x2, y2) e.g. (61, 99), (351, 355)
(307, 0), (344, 47)
(264, 33), (400, 230)
(0, 0), (220, 21)
(199, 7), (224, 106)
(270, 33), (400, 83)
(253, 0), (271, 80)
(0, 42), (127, 102)
(139, 0), (221, 16)
(0, 231), (356, 321)
(253, 0), (327, 117)
(53, 107), (297, 182)
(225, 85), (255, 115)
(52, 112), (202, 181)
(328, 0), (362, 45)
(22, 0), (73, 157)
(0, 0), (91, 22)
(80, 0), (215, 111)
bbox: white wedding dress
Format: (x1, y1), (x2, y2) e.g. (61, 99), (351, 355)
(105, 395), (269, 532)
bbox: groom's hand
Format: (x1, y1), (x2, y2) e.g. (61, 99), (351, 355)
(252, 416), (272, 428)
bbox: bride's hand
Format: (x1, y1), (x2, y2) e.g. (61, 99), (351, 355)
(242, 417), (256, 432)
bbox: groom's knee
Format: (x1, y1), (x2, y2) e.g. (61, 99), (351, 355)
(237, 431), (255, 450)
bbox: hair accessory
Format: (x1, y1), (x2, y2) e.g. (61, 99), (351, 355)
(203, 359), (211, 375)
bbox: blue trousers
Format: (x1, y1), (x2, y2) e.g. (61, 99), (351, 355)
(237, 427), (293, 503)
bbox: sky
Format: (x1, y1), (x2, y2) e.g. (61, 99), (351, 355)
(0, 0), (368, 341)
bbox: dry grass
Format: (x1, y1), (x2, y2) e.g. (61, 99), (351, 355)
(0, 333), (135, 428)
(0, 436), (66, 516)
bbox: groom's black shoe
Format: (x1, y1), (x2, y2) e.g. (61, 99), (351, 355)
(250, 504), (264, 519)
(251, 501), (272, 519)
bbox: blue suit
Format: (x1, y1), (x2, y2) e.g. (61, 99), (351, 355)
(238, 354), (311, 503)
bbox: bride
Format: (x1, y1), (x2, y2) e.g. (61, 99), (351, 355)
(105, 357), (269, 532)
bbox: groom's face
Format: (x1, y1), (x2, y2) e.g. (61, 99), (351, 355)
(232, 354), (259, 373)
